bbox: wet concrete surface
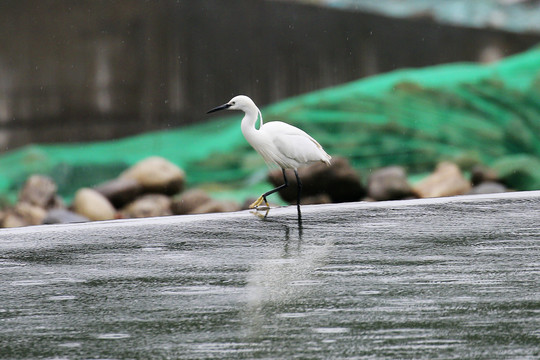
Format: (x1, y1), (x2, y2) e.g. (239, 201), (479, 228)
(0, 191), (539, 359)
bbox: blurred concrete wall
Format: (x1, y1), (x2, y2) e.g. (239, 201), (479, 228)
(1, 0), (539, 151)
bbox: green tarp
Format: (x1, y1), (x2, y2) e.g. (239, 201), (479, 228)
(1, 46), (540, 205)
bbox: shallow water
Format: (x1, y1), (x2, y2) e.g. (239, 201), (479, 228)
(1, 192), (539, 359)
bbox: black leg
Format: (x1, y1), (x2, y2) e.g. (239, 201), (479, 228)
(294, 169), (302, 218)
(294, 169), (302, 206)
(261, 168), (289, 203)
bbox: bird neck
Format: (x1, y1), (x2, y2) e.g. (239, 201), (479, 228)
(241, 107), (263, 137)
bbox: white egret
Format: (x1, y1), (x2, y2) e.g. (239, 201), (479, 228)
(207, 95), (331, 211)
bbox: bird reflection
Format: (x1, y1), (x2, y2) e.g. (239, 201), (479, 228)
(297, 207), (303, 238)
(250, 206), (303, 241)
(243, 208), (330, 340)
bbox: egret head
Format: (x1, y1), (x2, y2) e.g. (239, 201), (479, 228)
(207, 95), (256, 114)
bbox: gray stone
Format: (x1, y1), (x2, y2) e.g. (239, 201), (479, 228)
(73, 188), (116, 221)
(189, 199), (241, 215)
(413, 162), (472, 198)
(468, 181), (508, 195)
(2, 202), (47, 228)
(94, 177), (143, 208)
(43, 208), (89, 224)
(120, 156), (185, 195)
(300, 194), (333, 205)
(19, 175), (61, 209)
(471, 165), (500, 186)
(122, 194), (172, 218)
(367, 166), (415, 201)
(171, 189), (212, 215)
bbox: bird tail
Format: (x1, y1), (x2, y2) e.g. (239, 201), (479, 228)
(309, 135), (331, 166)
(321, 152), (332, 166)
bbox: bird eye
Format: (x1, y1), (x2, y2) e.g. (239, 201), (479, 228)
(231, 101), (236, 105)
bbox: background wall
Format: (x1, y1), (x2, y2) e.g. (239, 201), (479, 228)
(1, 0), (539, 151)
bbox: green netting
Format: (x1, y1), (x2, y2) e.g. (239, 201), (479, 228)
(1, 46), (540, 205)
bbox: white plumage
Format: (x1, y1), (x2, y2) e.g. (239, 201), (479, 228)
(207, 95), (331, 210)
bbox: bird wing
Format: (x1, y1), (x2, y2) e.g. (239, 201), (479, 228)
(265, 122), (328, 166)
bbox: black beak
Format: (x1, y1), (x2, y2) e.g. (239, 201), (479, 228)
(207, 103), (232, 114)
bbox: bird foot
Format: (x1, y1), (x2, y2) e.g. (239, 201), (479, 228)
(250, 208), (270, 219)
(249, 195), (270, 209)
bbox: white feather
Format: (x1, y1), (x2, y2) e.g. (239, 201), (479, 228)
(225, 95), (331, 170)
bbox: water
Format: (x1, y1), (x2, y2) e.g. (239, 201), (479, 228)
(1, 192), (539, 359)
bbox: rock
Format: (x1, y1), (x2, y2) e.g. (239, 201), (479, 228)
(492, 154), (540, 191)
(189, 199), (241, 214)
(471, 165), (500, 186)
(120, 156), (185, 195)
(2, 213), (27, 228)
(468, 181), (508, 195)
(2, 202), (47, 228)
(94, 177), (143, 208)
(268, 157), (365, 204)
(19, 175), (62, 208)
(42, 208), (89, 224)
(367, 166), (416, 201)
(300, 194), (332, 205)
(171, 189), (212, 215)
(413, 162), (471, 198)
(122, 194), (172, 218)
(171, 189), (239, 215)
(73, 188), (116, 221)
